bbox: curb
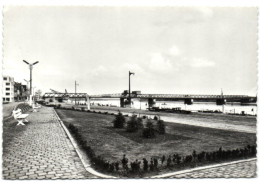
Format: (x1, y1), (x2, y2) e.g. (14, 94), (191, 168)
(151, 158), (257, 178)
(53, 108), (117, 179)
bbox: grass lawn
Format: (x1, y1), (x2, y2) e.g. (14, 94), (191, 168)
(56, 109), (256, 165)
(60, 104), (256, 128)
(2, 102), (21, 119)
(2, 117), (27, 152)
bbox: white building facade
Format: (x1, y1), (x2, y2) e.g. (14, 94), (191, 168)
(2, 76), (15, 102)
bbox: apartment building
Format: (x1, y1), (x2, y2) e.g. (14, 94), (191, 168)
(2, 76), (15, 102)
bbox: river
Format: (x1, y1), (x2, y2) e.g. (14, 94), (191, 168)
(89, 98), (257, 115)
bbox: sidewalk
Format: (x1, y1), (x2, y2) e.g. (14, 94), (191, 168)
(152, 158), (256, 178)
(2, 106), (97, 179)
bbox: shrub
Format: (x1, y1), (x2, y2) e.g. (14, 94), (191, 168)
(153, 115), (158, 120)
(113, 112), (126, 128)
(81, 107), (86, 111)
(157, 120), (166, 134)
(142, 121), (155, 138)
(137, 118), (144, 129)
(126, 115), (139, 132)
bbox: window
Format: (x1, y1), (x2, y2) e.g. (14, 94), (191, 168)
(6, 98), (10, 101)
(3, 98), (5, 101)
(6, 83), (10, 86)
(3, 77), (7, 81)
(6, 88), (10, 91)
(6, 93), (10, 95)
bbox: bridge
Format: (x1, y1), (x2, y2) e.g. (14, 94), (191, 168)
(42, 92), (256, 107)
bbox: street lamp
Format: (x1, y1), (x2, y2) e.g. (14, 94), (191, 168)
(23, 60), (39, 105)
(129, 71), (135, 107)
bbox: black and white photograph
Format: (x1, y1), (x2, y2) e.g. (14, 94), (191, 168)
(1, 0), (258, 180)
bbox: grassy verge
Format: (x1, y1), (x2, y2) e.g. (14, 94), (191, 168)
(2, 118), (27, 152)
(3, 103), (31, 150)
(56, 109), (256, 177)
(2, 102), (21, 119)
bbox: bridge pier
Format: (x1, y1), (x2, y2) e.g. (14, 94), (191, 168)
(184, 98), (193, 105)
(148, 98), (156, 108)
(216, 99), (226, 105)
(120, 98), (125, 107)
(85, 95), (90, 110)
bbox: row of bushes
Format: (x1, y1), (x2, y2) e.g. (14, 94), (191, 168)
(113, 112), (165, 138)
(67, 122), (256, 176)
(57, 105), (165, 139)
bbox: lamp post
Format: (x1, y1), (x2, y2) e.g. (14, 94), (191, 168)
(23, 60), (39, 105)
(129, 71), (135, 107)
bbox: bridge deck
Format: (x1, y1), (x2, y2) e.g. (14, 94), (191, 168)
(42, 93), (256, 100)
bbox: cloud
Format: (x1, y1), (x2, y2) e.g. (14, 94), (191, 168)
(189, 58), (215, 68)
(169, 45), (181, 56)
(91, 65), (108, 76)
(122, 63), (145, 73)
(149, 53), (174, 72)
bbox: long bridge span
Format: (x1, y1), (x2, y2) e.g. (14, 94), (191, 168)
(42, 92), (257, 107)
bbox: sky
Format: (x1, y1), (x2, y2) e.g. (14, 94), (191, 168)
(2, 6), (258, 96)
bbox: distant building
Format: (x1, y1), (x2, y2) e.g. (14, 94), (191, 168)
(14, 82), (29, 101)
(2, 76), (15, 102)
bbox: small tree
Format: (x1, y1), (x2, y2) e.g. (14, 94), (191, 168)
(154, 115), (158, 120)
(113, 112), (126, 128)
(137, 117), (144, 129)
(126, 115), (138, 132)
(157, 120), (166, 134)
(142, 120), (155, 138)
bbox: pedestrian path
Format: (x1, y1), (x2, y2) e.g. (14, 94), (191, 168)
(2, 107), (97, 179)
(152, 158), (256, 178)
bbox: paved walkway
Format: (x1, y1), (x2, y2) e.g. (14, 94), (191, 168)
(2, 107), (97, 179)
(153, 159), (256, 178)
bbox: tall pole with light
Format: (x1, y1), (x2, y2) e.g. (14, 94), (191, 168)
(23, 60), (39, 105)
(129, 71), (135, 107)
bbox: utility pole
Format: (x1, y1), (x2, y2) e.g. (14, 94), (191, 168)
(75, 81), (79, 105)
(23, 60), (39, 105)
(129, 71), (135, 107)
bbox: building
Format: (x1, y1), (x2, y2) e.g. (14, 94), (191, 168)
(2, 76), (15, 102)
(14, 82), (29, 101)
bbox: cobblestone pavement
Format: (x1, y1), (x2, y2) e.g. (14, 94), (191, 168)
(2, 107), (97, 179)
(166, 159), (257, 178)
